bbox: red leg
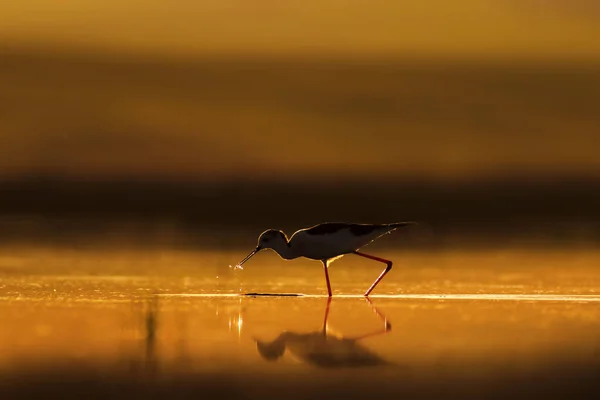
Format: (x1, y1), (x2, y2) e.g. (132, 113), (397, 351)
(353, 251), (393, 296)
(322, 260), (333, 297)
(364, 297), (392, 332)
(321, 297), (332, 335)
(348, 298), (392, 341)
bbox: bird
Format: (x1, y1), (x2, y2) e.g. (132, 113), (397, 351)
(234, 221), (416, 296)
(254, 298), (393, 368)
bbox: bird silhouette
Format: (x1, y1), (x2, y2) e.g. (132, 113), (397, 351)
(235, 222), (417, 296)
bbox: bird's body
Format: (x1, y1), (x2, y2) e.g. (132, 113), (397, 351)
(235, 221), (416, 296)
(287, 222), (412, 260)
(257, 331), (389, 368)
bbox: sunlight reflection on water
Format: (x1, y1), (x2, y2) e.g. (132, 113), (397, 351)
(1, 246), (600, 397)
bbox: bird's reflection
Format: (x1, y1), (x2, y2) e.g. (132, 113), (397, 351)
(140, 294), (159, 375)
(254, 298), (392, 368)
(124, 294), (161, 377)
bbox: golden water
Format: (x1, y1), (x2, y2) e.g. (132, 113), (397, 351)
(1, 246), (600, 398)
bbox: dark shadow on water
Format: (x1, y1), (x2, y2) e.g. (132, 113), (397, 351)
(122, 294), (160, 378)
(142, 295), (158, 376)
(254, 298), (394, 368)
(2, 358), (600, 400)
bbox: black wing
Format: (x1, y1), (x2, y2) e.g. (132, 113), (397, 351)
(303, 222), (388, 237)
(304, 222), (352, 235)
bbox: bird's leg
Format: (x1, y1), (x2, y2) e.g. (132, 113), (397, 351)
(321, 297), (332, 336)
(322, 259), (333, 297)
(353, 251), (393, 296)
(365, 297), (392, 332)
(349, 298), (392, 341)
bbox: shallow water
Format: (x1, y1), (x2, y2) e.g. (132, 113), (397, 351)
(1, 246), (600, 398)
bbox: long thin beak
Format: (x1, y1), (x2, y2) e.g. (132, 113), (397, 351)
(237, 246), (261, 267)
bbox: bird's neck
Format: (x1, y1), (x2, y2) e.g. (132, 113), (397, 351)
(272, 239), (297, 260)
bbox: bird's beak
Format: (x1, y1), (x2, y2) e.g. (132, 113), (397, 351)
(237, 246), (261, 267)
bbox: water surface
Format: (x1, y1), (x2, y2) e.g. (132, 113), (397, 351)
(1, 246), (599, 398)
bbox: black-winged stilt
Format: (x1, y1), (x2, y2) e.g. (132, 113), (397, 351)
(234, 222), (416, 296)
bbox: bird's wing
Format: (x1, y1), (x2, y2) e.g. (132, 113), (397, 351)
(303, 222), (353, 236)
(289, 222), (415, 245)
(289, 222), (344, 241)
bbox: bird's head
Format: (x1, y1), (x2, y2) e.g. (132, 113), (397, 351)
(255, 336), (286, 361)
(257, 229), (288, 250)
(234, 229), (288, 268)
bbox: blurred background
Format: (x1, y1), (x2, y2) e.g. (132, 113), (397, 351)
(1, 0), (599, 250)
(2, 4), (600, 398)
